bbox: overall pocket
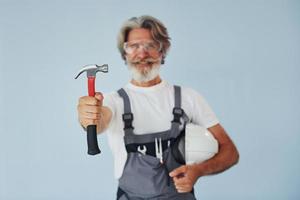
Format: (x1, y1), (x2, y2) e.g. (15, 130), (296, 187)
(118, 152), (169, 198)
(163, 148), (197, 200)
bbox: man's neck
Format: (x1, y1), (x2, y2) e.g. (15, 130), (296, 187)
(131, 76), (162, 87)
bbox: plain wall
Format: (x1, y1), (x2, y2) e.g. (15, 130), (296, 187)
(1, 0), (299, 199)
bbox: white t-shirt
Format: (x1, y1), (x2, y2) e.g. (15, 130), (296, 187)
(103, 80), (219, 179)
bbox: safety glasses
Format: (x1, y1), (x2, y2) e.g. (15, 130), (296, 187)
(123, 40), (162, 54)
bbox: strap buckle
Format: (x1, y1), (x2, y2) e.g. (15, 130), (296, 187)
(122, 113), (134, 130)
(172, 107), (183, 124)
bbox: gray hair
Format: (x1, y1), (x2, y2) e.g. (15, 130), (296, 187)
(117, 15), (171, 64)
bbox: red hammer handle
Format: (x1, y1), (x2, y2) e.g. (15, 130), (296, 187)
(88, 77), (96, 97)
(87, 76), (101, 155)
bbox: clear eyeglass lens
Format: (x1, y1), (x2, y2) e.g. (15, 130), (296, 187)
(124, 41), (161, 54)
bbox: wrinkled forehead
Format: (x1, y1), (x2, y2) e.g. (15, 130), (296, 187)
(127, 28), (153, 42)
(126, 39), (157, 44)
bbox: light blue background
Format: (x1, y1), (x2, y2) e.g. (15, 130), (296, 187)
(1, 0), (299, 199)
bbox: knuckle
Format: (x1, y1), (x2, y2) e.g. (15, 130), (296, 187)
(91, 99), (97, 105)
(86, 119), (94, 125)
(89, 113), (96, 119)
(89, 106), (97, 113)
(92, 119), (99, 124)
(78, 113), (84, 120)
(83, 97), (96, 105)
(91, 113), (100, 119)
(86, 113), (94, 119)
(79, 96), (87, 103)
(77, 104), (83, 112)
(96, 113), (101, 119)
(95, 106), (102, 113)
(81, 118), (88, 123)
(92, 98), (100, 105)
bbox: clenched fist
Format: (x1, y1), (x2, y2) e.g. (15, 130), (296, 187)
(77, 92), (112, 134)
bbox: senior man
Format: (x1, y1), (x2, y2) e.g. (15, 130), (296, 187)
(77, 15), (239, 200)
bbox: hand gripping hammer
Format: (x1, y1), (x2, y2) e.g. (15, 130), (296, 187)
(75, 64), (108, 155)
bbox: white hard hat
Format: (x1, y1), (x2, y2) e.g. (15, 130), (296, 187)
(172, 123), (219, 165)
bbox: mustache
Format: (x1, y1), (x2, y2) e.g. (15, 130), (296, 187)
(131, 57), (160, 65)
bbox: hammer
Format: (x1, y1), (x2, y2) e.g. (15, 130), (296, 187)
(75, 64), (108, 155)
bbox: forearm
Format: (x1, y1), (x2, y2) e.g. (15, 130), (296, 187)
(193, 141), (239, 177)
(96, 107), (111, 134)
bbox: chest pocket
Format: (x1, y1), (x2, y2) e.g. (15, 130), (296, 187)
(119, 152), (169, 197)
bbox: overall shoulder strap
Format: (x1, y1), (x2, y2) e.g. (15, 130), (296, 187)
(170, 85), (189, 138)
(117, 88), (134, 135)
(172, 85), (189, 124)
(172, 85), (183, 125)
(174, 85), (181, 108)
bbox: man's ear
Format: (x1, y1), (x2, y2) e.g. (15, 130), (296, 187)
(123, 54), (128, 65)
(160, 54), (165, 64)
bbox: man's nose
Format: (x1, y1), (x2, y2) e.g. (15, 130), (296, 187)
(136, 47), (149, 59)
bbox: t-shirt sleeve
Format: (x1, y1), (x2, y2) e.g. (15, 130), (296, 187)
(186, 88), (219, 128)
(102, 92), (117, 127)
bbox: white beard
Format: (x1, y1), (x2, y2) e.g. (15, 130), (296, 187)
(127, 62), (161, 83)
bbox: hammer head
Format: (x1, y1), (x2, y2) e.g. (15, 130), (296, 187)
(75, 64), (108, 79)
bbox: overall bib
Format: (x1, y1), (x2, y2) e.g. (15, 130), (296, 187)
(116, 86), (196, 200)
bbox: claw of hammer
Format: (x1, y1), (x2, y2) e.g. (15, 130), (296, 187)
(75, 64), (108, 96)
(75, 64), (108, 79)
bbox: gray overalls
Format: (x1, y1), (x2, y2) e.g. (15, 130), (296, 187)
(116, 86), (196, 200)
